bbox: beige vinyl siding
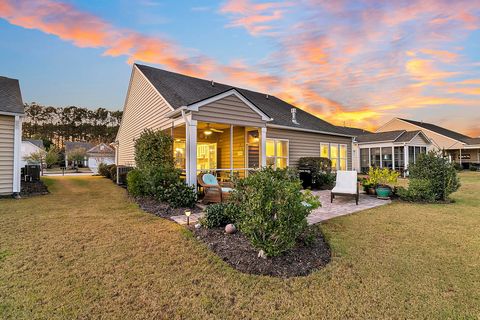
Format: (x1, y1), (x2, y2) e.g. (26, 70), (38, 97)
(266, 127), (352, 169)
(116, 67), (173, 166)
(410, 134), (430, 146)
(0, 115), (14, 195)
(377, 119), (460, 150)
(192, 94), (265, 128)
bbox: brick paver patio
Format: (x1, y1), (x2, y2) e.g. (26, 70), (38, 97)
(170, 190), (390, 225)
(307, 190), (391, 224)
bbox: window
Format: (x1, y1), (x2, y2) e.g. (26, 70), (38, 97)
(370, 148), (381, 167)
(173, 140), (217, 170)
(320, 143), (348, 170)
(382, 147), (393, 169)
(409, 146), (427, 164)
(394, 146), (404, 170)
(360, 148), (369, 173)
(266, 139), (288, 169)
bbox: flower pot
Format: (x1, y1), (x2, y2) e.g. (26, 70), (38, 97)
(367, 187), (376, 195)
(375, 186), (391, 199)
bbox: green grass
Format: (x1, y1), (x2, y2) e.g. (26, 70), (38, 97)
(0, 173), (479, 319)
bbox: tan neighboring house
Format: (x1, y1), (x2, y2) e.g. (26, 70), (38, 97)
(0, 76), (24, 196)
(87, 143), (115, 174)
(115, 64), (355, 187)
(377, 118), (480, 168)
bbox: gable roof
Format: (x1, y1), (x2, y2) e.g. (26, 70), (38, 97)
(398, 118), (472, 144)
(65, 141), (95, 153)
(135, 64), (351, 137)
(356, 130), (429, 144)
(86, 143), (115, 156)
(0, 76), (24, 114)
(23, 139), (44, 149)
(336, 126), (371, 136)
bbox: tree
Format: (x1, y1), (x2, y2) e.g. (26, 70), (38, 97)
(68, 147), (87, 168)
(45, 148), (60, 168)
(23, 150), (46, 165)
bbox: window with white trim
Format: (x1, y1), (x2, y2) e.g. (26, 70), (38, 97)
(266, 139), (289, 169)
(320, 143), (348, 170)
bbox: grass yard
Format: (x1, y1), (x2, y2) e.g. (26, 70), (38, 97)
(1, 173), (479, 319)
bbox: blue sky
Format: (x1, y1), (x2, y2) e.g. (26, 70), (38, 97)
(0, 0), (479, 135)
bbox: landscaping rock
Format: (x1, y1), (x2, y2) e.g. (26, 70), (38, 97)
(258, 250), (267, 259)
(225, 224), (236, 234)
(194, 223), (202, 229)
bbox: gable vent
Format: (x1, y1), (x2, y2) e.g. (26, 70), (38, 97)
(291, 108), (299, 124)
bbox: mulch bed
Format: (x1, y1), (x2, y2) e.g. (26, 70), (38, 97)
(20, 180), (49, 197)
(192, 226), (331, 277)
(133, 196), (203, 218)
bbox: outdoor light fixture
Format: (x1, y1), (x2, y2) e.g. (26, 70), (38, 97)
(185, 210), (191, 225)
(204, 129), (213, 136)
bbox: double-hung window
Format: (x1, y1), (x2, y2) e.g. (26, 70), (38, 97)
(266, 139), (289, 169)
(320, 143), (348, 170)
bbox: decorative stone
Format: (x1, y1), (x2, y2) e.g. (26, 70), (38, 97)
(194, 223), (201, 229)
(258, 250), (267, 259)
(225, 224), (236, 234)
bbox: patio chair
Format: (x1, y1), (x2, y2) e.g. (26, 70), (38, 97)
(197, 173), (234, 204)
(331, 171), (359, 205)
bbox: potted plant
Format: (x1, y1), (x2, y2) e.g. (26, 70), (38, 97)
(362, 177), (376, 195)
(375, 168), (399, 199)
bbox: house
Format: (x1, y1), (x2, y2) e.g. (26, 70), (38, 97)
(0, 76), (24, 196)
(86, 143), (115, 174)
(64, 141), (94, 168)
(116, 64), (355, 187)
(352, 130), (431, 174)
(21, 139), (45, 167)
(377, 118), (480, 168)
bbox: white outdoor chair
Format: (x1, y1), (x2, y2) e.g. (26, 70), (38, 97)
(331, 171), (359, 205)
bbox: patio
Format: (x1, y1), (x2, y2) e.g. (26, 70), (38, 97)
(170, 190), (391, 225)
(307, 190), (391, 224)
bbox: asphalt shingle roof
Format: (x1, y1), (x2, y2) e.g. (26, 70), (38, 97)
(356, 130), (429, 144)
(336, 126), (371, 136)
(0, 76), (24, 114)
(87, 143), (115, 156)
(399, 118), (473, 144)
(65, 141), (95, 153)
(135, 64), (351, 136)
(24, 139), (44, 149)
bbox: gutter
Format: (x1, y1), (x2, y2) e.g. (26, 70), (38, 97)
(0, 111), (24, 117)
(267, 123), (354, 138)
(165, 106), (188, 119)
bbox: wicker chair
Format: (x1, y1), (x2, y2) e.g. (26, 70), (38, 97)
(197, 173), (234, 204)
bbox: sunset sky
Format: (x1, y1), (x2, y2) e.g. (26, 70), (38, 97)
(1, 0), (479, 136)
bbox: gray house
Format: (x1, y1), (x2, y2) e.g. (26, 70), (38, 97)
(116, 64), (355, 187)
(0, 76), (24, 196)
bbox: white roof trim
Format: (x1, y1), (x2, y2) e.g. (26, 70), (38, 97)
(186, 89), (273, 122)
(0, 110), (23, 116)
(267, 124), (353, 138)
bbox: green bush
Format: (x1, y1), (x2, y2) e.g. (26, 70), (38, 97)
(201, 202), (238, 228)
(98, 163), (109, 177)
(134, 129), (174, 170)
(231, 167), (320, 257)
(159, 181), (197, 208)
(298, 157), (332, 173)
(315, 172), (336, 190)
(108, 164), (117, 182)
(407, 151), (460, 202)
(397, 179), (436, 202)
(127, 169), (144, 197)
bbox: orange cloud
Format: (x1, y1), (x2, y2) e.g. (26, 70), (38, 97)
(219, 0), (290, 35)
(419, 49), (460, 62)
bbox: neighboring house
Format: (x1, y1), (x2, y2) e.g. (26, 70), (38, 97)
(64, 141), (94, 168)
(0, 76), (24, 196)
(377, 118), (480, 168)
(352, 130), (431, 174)
(116, 64), (355, 187)
(86, 143), (115, 174)
(21, 139), (45, 167)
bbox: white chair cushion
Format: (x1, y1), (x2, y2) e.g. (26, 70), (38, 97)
(221, 187), (233, 193)
(332, 171), (357, 194)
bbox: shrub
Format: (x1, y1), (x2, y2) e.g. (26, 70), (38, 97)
(298, 157), (332, 173)
(159, 181), (197, 208)
(108, 164), (117, 182)
(366, 167), (399, 187)
(201, 202), (238, 228)
(407, 151), (460, 202)
(127, 169), (144, 197)
(397, 179), (436, 203)
(98, 163), (111, 178)
(231, 167), (320, 257)
(134, 129), (174, 170)
(315, 172), (336, 190)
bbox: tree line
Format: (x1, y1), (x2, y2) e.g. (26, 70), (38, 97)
(22, 103), (122, 149)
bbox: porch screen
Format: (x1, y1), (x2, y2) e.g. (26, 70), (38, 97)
(360, 148), (369, 173)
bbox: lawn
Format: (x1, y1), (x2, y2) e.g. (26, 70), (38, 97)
(0, 173), (479, 319)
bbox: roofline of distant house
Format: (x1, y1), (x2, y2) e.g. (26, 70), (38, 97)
(266, 124), (354, 138)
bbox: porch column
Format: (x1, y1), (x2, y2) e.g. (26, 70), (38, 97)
(459, 148), (462, 166)
(13, 115), (22, 194)
(260, 127), (267, 167)
(185, 118), (197, 187)
(392, 146), (395, 170)
(230, 125), (234, 176)
(404, 146), (409, 177)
